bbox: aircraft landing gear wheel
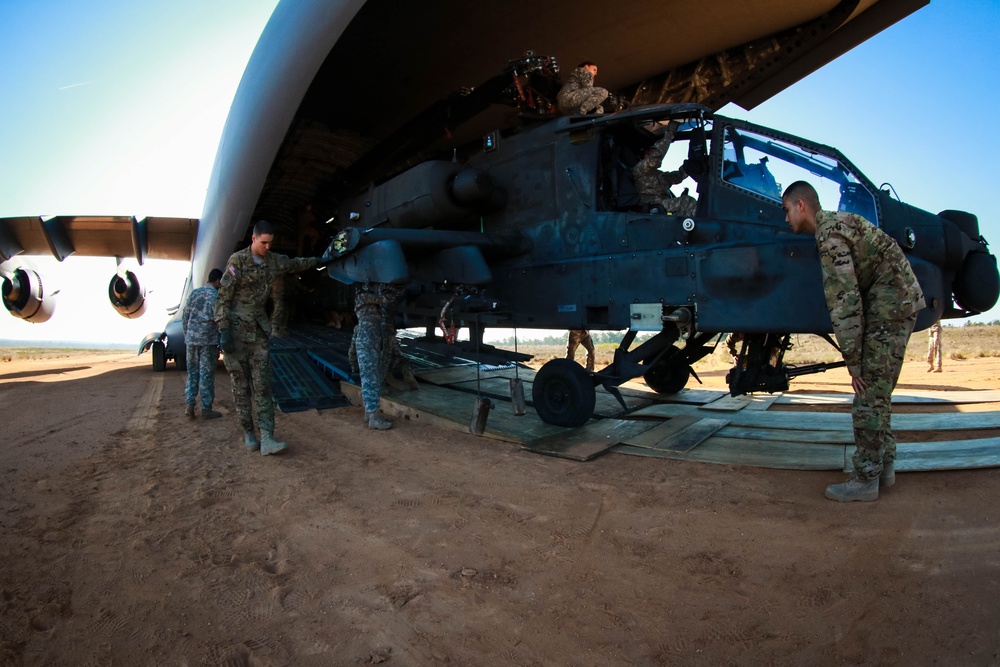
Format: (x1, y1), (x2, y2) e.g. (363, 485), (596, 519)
(532, 358), (596, 427)
(643, 351), (689, 394)
(174, 347), (187, 372)
(151, 341), (166, 372)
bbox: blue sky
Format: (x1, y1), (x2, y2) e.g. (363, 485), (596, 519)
(0, 1), (997, 346)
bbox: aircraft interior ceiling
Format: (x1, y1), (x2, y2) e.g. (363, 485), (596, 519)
(248, 0), (925, 248)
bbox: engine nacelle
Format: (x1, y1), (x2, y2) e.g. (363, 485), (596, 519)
(341, 161), (500, 230)
(1, 267), (57, 323)
(108, 270), (147, 318)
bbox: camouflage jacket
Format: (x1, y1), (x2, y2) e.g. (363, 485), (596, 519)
(182, 285), (220, 346)
(814, 210), (925, 376)
(214, 246), (317, 342)
(633, 132), (687, 202)
(559, 67), (594, 95)
(354, 283), (403, 315)
(557, 67), (595, 106)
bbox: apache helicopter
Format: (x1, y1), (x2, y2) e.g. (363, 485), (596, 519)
(320, 56), (999, 427)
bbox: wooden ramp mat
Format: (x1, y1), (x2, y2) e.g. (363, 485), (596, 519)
(623, 416), (730, 453)
(895, 437), (1000, 471)
(699, 393), (782, 412)
(416, 365), (523, 386)
(777, 389), (1000, 405)
(416, 364), (729, 407)
(613, 432), (1000, 471)
(446, 377), (650, 418)
(341, 381), (566, 444)
(634, 403), (1000, 432)
(521, 419), (659, 462)
(614, 437), (849, 470)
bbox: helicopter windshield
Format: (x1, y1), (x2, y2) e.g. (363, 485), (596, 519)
(721, 125), (878, 225)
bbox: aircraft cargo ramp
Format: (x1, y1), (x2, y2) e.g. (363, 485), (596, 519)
(269, 325), (1000, 472)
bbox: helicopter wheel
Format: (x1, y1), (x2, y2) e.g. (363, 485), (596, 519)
(532, 359), (596, 427)
(643, 349), (689, 394)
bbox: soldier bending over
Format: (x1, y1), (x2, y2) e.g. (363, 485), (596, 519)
(783, 181), (925, 502)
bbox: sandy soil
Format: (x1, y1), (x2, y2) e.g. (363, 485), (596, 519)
(1, 352), (999, 666)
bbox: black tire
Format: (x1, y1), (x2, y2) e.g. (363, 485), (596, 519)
(151, 341), (166, 372)
(642, 350), (689, 394)
(532, 358), (596, 427)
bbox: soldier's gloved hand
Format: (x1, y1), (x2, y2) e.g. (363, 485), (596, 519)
(219, 329), (235, 353)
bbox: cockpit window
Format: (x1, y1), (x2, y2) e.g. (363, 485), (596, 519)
(721, 125), (878, 225)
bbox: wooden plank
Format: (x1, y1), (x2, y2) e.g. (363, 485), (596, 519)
(623, 417), (730, 453)
(745, 394), (782, 411)
(777, 389), (1000, 405)
(522, 418), (659, 462)
(895, 437), (1000, 471)
(625, 415), (700, 448)
(615, 383), (729, 405)
(416, 364), (521, 385)
(717, 425), (854, 444)
(613, 432), (1000, 471)
(613, 437), (848, 470)
(633, 403), (1000, 431)
(699, 393), (780, 412)
(701, 394), (752, 411)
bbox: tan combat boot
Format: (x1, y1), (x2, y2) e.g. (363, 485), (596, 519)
(260, 431), (288, 456)
(366, 411), (392, 430)
(825, 476), (878, 502)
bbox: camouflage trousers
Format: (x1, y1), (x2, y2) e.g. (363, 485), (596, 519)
(348, 323), (408, 376)
(222, 335), (274, 436)
(557, 87), (609, 115)
(185, 344), (219, 409)
(355, 305), (389, 414)
(851, 314), (916, 480)
(566, 329), (596, 372)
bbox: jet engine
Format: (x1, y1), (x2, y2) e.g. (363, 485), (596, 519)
(1, 266), (57, 323)
(108, 269), (147, 318)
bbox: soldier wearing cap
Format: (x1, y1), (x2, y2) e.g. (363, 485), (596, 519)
(182, 268), (224, 419)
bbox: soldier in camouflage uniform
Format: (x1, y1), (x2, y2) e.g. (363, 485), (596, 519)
(566, 329), (596, 372)
(182, 268), (224, 419)
(783, 181), (925, 502)
(215, 220), (320, 455)
(632, 130), (697, 217)
(926, 320), (943, 372)
(348, 317), (418, 392)
(556, 62), (609, 116)
(354, 282), (404, 430)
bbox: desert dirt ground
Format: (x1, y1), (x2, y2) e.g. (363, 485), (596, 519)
(1, 350), (999, 666)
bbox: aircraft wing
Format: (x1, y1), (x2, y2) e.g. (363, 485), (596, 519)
(0, 215), (197, 264)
